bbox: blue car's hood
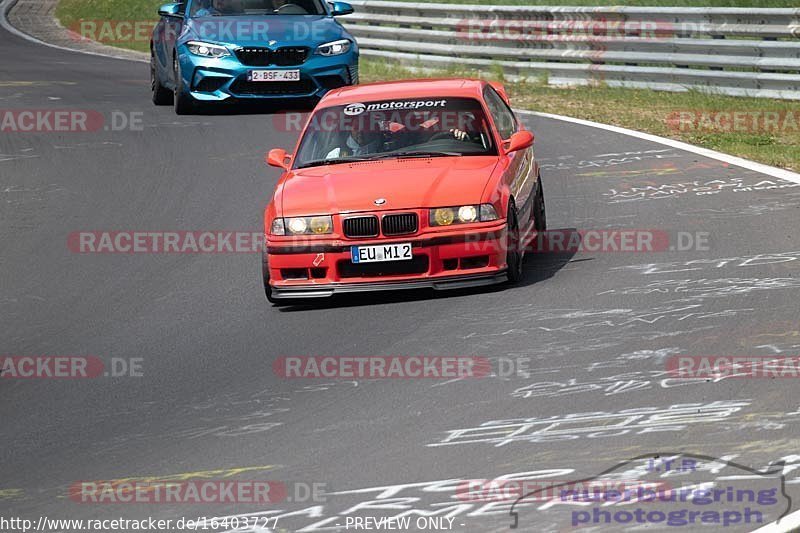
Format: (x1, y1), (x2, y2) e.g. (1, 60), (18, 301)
(184, 15), (347, 47)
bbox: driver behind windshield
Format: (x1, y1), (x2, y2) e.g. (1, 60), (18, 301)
(325, 118), (473, 160)
(326, 120), (384, 159)
(295, 99), (495, 168)
(194, 0), (244, 16)
(402, 112), (478, 145)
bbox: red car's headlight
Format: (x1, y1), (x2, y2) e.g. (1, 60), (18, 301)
(430, 204), (498, 226)
(270, 216), (333, 236)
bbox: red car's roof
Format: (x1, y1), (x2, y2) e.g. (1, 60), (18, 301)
(318, 79), (488, 108)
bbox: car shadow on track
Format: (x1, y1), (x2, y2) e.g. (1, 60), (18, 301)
(191, 98), (319, 116)
(274, 228), (583, 312)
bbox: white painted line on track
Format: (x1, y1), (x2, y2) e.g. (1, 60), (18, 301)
(517, 110), (800, 185)
(750, 508), (800, 533)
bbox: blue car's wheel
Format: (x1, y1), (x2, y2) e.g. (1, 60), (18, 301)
(151, 49), (172, 106)
(173, 55), (195, 115)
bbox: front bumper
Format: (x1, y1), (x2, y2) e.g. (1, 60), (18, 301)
(265, 224), (509, 299)
(270, 271), (508, 299)
(177, 47), (358, 101)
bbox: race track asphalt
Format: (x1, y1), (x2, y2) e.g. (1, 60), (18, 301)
(2, 21), (800, 533)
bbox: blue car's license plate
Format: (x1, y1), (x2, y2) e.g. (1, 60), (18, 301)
(247, 69), (300, 82)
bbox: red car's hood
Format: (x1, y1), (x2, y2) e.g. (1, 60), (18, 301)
(280, 156), (499, 216)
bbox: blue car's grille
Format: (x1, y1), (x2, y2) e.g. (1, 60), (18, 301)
(234, 47), (309, 67)
(193, 77), (227, 92)
(230, 78), (316, 95)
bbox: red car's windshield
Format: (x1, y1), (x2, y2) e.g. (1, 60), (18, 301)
(294, 97), (497, 169)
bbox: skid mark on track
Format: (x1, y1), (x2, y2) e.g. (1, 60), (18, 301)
(596, 277), (800, 301)
(677, 193), (800, 219)
(603, 176), (800, 203)
(611, 251), (800, 276)
(0, 488), (25, 500)
(539, 148), (682, 173)
(429, 400), (750, 448)
(0, 153), (40, 163)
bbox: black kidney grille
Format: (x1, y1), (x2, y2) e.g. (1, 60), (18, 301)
(235, 47), (309, 67)
(230, 79), (315, 95)
(343, 216), (379, 238)
(382, 213), (418, 236)
(235, 47), (272, 66)
(272, 47), (309, 66)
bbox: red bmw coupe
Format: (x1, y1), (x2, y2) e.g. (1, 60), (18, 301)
(262, 79), (546, 303)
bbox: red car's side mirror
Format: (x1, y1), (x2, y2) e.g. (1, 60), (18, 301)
(505, 130), (534, 154)
(266, 148), (291, 170)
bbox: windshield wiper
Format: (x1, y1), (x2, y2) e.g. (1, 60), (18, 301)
(297, 151), (463, 168)
(369, 151), (462, 159)
(297, 156), (376, 168)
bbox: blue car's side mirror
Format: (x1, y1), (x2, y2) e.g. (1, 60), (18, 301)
(329, 1), (354, 16)
(158, 3), (182, 17)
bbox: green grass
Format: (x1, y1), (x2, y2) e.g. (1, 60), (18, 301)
(56, 0), (163, 52)
(56, 0), (800, 169)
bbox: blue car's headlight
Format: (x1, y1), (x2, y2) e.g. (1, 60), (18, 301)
(315, 39), (351, 56)
(186, 41), (230, 58)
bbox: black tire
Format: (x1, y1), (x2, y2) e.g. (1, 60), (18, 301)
(506, 201), (525, 284)
(151, 48), (172, 105)
(173, 55), (195, 115)
(534, 175), (547, 232)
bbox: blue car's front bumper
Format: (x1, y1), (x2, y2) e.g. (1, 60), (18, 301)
(176, 46), (358, 102)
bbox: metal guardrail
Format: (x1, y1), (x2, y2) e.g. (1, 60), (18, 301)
(342, 1), (800, 99)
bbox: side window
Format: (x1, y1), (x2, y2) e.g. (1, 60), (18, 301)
(483, 87), (517, 140)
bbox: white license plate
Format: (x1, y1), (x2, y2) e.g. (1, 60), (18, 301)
(247, 69), (300, 82)
(351, 243), (412, 264)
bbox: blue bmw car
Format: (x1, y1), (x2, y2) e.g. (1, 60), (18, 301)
(151, 0), (358, 114)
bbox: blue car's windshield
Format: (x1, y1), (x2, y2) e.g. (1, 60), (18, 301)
(190, 0), (326, 17)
